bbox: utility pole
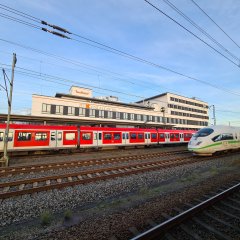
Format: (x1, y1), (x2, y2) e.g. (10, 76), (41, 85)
(212, 105), (216, 125)
(1, 53), (17, 167)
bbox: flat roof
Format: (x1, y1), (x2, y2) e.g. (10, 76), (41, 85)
(0, 114), (173, 128)
(136, 92), (208, 104)
(55, 93), (154, 110)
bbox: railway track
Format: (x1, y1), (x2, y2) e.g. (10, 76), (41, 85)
(0, 150), (188, 177)
(0, 154), (202, 199)
(131, 182), (240, 240)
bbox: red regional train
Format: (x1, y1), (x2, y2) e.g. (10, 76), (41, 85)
(0, 124), (195, 153)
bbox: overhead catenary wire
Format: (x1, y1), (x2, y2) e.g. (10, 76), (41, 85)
(143, 0), (240, 68)
(190, 0), (240, 49)
(161, 0), (239, 62)
(0, 2), (240, 89)
(1, 38), (240, 98)
(1, 2), (240, 68)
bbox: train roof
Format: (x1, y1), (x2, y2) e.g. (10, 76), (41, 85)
(0, 124), (196, 133)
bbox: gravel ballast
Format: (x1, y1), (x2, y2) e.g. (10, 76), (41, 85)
(0, 153), (239, 240)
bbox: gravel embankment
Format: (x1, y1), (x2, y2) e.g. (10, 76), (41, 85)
(0, 154), (239, 240)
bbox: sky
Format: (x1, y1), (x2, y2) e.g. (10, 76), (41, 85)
(0, 0), (240, 126)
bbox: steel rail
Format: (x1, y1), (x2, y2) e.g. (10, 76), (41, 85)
(0, 156), (200, 199)
(0, 150), (188, 176)
(131, 182), (240, 240)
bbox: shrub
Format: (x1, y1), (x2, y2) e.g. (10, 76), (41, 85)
(64, 209), (73, 220)
(40, 211), (52, 226)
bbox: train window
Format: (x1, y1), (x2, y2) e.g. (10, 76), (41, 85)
(0, 132), (3, 141)
(126, 133), (129, 139)
(94, 133), (97, 140)
(194, 128), (214, 137)
(17, 132), (32, 141)
(170, 134), (174, 139)
(212, 134), (233, 142)
(66, 133), (75, 140)
(35, 132), (47, 141)
(175, 134), (179, 138)
(131, 133), (137, 139)
(222, 133), (233, 140)
(58, 132), (62, 141)
(151, 133), (157, 139)
(104, 133), (112, 140)
(51, 132), (56, 141)
(212, 135), (221, 142)
(159, 133), (164, 139)
(114, 133), (121, 140)
(123, 133), (126, 139)
(145, 133), (148, 139)
(82, 133), (91, 140)
(98, 133), (102, 140)
(138, 133), (144, 139)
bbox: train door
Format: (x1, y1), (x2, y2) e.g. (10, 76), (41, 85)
(97, 131), (103, 147)
(180, 133), (184, 143)
(0, 130), (4, 151)
(0, 130), (14, 151)
(145, 132), (150, 145)
(123, 132), (129, 145)
(165, 133), (170, 143)
(7, 130), (14, 150)
(56, 131), (63, 148)
(93, 131), (98, 147)
(50, 130), (57, 148)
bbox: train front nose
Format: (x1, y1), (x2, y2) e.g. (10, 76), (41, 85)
(188, 138), (202, 153)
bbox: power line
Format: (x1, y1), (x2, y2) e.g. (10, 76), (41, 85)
(0, 4), (240, 95)
(190, 0), (240, 49)
(143, 0), (240, 68)
(1, 37), (240, 98)
(0, 49), (185, 96)
(162, 0), (239, 62)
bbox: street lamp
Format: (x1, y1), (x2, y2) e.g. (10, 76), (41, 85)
(160, 107), (166, 125)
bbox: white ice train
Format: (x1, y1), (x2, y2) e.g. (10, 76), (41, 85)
(188, 125), (240, 156)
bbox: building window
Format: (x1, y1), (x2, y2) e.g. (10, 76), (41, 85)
(68, 106), (74, 115)
(89, 109), (95, 117)
(56, 105), (63, 114)
(130, 113), (134, 120)
(108, 111), (113, 118)
(143, 115), (147, 122)
(116, 112), (120, 119)
(137, 114), (141, 121)
(42, 103), (51, 113)
(123, 113), (128, 120)
(79, 108), (86, 116)
(149, 116), (152, 122)
(99, 110), (104, 118)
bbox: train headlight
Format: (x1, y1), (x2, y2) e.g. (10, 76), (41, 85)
(196, 141), (202, 146)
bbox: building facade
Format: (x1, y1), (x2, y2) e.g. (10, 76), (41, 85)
(31, 86), (209, 130)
